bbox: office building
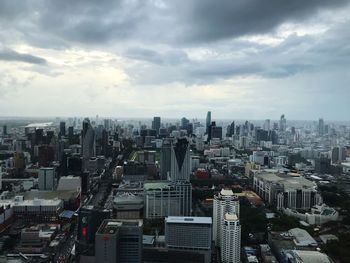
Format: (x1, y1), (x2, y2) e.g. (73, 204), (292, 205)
(76, 207), (110, 259)
(38, 167), (55, 190)
(68, 126), (74, 138)
(170, 138), (191, 182)
(160, 139), (172, 180)
(165, 216), (212, 263)
(213, 189), (239, 246)
(181, 117), (190, 130)
(144, 181), (192, 219)
(315, 157), (331, 174)
(331, 146), (347, 164)
(152, 117), (161, 135)
(263, 119), (270, 131)
(221, 213), (241, 263)
(95, 219), (142, 263)
(207, 121), (222, 141)
(82, 118), (95, 170)
(253, 172), (322, 211)
(104, 118), (111, 130)
(211, 125), (222, 140)
(59, 121), (66, 136)
(226, 121), (235, 137)
(159, 127), (168, 138)
(12, 198), (63, 223)
(206, 111), (211, 134)
(279, 114), (286, 132)
(113, 194), (144, 219)
(137, 150), (156, 164)
(38, 145), (55, 167)
(318, 118), (324, 136)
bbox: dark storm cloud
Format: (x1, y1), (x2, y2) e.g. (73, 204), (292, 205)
(36, 0), (148, 45)
(124, 16), (350, 86)
(0, 48), (47, 65)
(1, 0), (350, 89)
(2, 0), (349, 47)
(0, 0), (29, 20)
(173, 0), (350, 42)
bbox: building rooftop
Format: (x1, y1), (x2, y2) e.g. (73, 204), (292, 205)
(319, 234), (339, 244)
(286, 250), (331, 263)
(143, 235), (155, 245)
(255, 172), (316, 190)
(22, 190), (79, 201)
(57, 176), (81, 191)
(166, 216), (212, 225)
(144, 181), (171, 191)
(289, 228), (317, 247)
(220, 189), (234, 196)
(14, 199), (63, 207)
(224, 213), (238, 221)
(97, 219), (143, 235)
(113, 193), (143, 205)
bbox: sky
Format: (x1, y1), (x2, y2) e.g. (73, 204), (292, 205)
(0, 0), (349, 120)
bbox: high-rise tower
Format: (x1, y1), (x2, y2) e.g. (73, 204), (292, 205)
(170, 138), (191, 182)
(318, 118), (324, 137)
(206, 111), (211, 134)
(221, 213), (241, 263)
(82, 118), (95, 170)
(213, 189), (239, 246)
(152, 117), (161, 135)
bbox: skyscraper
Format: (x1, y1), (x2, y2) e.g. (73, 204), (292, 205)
(279, 114), (286, 132)
(206, 111), (211, 134)
(76, 207), (110, 259)
(226, 121), (235, 137)
(160, 139), (172, 180)
(59, 121), (66, 137)
(318, 118), (324, 136)
(211, 125), (223, 140)
(170, 138), (191, 182)
(152, 116), (161, 135)
(82, 118), (95, 170)
(2, 125), (7, 135)
(213, 189), (239, 246)
(263, 119), (270, 131)
(221, 213), (241, 263)
(181, 117), (190, 129)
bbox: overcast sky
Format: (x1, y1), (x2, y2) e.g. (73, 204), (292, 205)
(0, 0), (349, 120)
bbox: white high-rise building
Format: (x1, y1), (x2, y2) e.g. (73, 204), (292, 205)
(213, 189), (239, 246)
(221, 213), (241, 263)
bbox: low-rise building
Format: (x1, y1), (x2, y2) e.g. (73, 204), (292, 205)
(253, 171), (322, 211)
(283, 204), (339, 225)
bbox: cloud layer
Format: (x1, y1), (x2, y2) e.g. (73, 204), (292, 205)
(0, 0), (349, 120)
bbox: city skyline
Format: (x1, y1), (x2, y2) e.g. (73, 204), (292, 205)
(1, 1), (350, 120)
